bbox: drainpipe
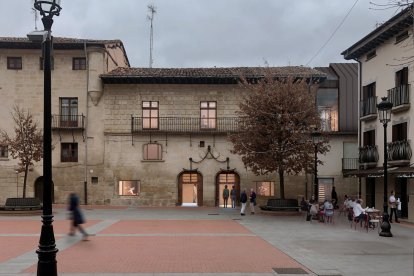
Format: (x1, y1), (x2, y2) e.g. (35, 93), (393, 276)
(84, 42), (89, 205)
(355, 58), (362, 198)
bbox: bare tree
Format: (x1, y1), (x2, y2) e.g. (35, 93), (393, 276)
(230, 74), (329, 199)
(0, 106), (43, 198)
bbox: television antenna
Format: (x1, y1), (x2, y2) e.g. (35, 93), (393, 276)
(147, 4), (157, 68)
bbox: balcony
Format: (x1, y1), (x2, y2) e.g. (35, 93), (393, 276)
(360, 96), (377, 121)
(388, 84), (410, 113)
(131, 117), (239, 134)
(52, 115), (85, 130)
(359, 145), (379, 169)
(342, 158), (359, 172)
(388, 140), (412, 167)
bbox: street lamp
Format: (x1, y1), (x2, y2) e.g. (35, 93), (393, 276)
(377, 96), (393, 237)
(311, 128), (322, 202)
(28, 1), (61, 275)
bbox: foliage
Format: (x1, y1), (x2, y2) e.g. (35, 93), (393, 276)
(230, 73), (329, 199)
(0, 106), (43, 198)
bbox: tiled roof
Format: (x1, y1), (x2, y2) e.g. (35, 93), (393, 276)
(0, 37), (124, 49)
(101, 67), (325, 83)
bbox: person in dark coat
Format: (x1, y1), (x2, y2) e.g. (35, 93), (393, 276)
(331, 186), (338, 209)
(240, 189), (248, 216)
(249, 188), (257, 214)
(222, 185), (230, 208)
(68, 192), (89, 240)
(230, 185), (237, 208)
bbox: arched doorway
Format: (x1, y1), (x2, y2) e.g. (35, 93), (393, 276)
(34, 177), (55, 203)
(178, 171), (203, 206)
(216, 170), (240, 207)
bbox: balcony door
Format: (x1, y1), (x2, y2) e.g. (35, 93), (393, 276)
(60, 98), (78, 127)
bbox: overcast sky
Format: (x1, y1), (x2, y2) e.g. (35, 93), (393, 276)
(0, 0), (400, 68)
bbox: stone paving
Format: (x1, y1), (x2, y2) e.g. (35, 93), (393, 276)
(0, 206), (413, 276)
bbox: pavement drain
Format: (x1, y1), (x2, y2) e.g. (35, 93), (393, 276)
(272, 267), (308, 274)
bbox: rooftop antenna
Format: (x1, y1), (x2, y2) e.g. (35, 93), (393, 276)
(32, 7), (38, 31)
(147, 4), (157, 68)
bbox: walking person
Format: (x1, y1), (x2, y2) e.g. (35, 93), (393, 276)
(68, 192), (90, 240)
(249, 188), (256, 215)
(230, 185), (237, 208)
(222, 185), (229, 208)
(389, 190), (400, 223)
(240, 189), (247, 216)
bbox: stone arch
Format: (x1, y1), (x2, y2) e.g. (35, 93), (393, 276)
(177, 170), (203, 206)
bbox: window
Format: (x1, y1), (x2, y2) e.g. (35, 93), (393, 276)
(40, 57), (54, 70)
(396, 31), (409, 44)
(363, 130), (375, 146)
(7, 57), (22, 70)
(317, 88), (338, 132)
(200, 101), (216, 129)
(366, 50), (376, 61)
(392, 122), (407, 142)
(142, 101), (159, 129)
(0, 145), (8, 158)
(362, 82), (376, 100)
(318, 178), (334, 203)
(143, 143), (162, 160)
(61, 143), (78, 162)
(395, 67), (408, 87)
(119, 180), (140, 196)
(72, 57), (86, 70)
(91, 177), (98, 184)
(60, 98), (78, 127)
(253, 181), (274, 196)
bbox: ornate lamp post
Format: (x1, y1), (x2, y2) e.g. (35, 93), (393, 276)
(311, 128), (321, 202)
(28, 1), (62, 275)
(377, 96), (393, 237)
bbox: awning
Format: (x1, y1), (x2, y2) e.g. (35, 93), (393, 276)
(344, 166), (414, 178)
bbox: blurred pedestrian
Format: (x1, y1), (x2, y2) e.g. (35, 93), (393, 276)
(389, 190), (399, 223)
(230, 185), (237, 208)
(240, 189), (247, 216)
(68, 192), (89, 240)
(223, 185), (229, 208)
(331, 186), (338, 209)
(249, 188), (256, 215)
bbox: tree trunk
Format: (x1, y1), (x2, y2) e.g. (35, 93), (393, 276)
(23, 164), (29, 198)
(279, 170), (285, 199)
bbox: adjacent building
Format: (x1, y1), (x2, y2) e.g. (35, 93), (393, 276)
(342, 6), (414, 222)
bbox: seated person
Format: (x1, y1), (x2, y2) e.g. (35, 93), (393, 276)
(353, 199), (367, 223)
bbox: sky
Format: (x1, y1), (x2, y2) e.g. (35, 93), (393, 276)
(0, 0), (401, 68)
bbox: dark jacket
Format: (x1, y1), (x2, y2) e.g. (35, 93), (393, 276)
(69, 193), (84, 226)
(250, 191), (256, 203)
(240, 191), (248, 203)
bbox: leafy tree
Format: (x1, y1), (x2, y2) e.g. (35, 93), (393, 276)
(230, 74), (329, 199)
(0, 106), (43, 198)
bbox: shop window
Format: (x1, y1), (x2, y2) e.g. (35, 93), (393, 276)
(119, 180), (140, 196)
(143, 143), (162, 160)
(253, 181), (274, 196)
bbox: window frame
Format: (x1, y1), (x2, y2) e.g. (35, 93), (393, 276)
(72, 57), (86, 70)
(61, 143), (78, 162)
(118, 180), (140, 196)
(7, 57), (22, 70)
(0, 145), (8, 158)
(143, 143), (163, 161)
(200, 101), (217, 129)
(253, 181), (275, 196)
(392, 122), (408, 142)
(59, 97), (79, 127)
(142, 101), (159, 130)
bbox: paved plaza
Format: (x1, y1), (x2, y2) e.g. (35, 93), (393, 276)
(0, 206), (413, 276)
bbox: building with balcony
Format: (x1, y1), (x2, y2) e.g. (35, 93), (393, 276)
(342, 6), (414, 222)
(0, 36), (359, 207)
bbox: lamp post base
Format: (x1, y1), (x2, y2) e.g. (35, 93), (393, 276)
(379, 212), (393, 237)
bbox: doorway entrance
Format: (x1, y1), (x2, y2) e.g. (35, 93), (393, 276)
(216, 171), (240, 207)
(395, 178), (408, 218)
(34, 176), (55, 203)
(178, 171), (203, 206)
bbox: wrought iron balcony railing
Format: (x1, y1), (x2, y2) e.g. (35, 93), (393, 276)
(388, 140), (412, 161)
(360, 96), (377, 118)
(359, 145), (379, 164)
(388, 84), (410, 108)
(131, 116), (239, 133)
(52, 115), (85, 129)
(342, 158), (359, 171)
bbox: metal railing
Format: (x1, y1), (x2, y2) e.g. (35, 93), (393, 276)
(360, 96), (377, 118)
(388, 140), (412, 161)
(359, 145), (379, 163)
(131, 116), (239, 133)
(342, 158), (359, 171)
(52, 115), (85, 129)
(387, 84), (410, 107)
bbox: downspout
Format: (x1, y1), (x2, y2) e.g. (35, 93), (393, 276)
(354, 58), (362, 198)
(84, 42), (89, 205)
